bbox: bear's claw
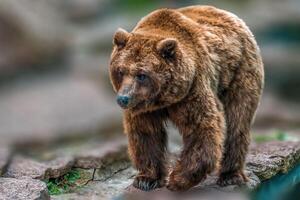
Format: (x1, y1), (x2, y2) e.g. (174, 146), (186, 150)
(133, 176), (162, 191)
(217, 172), (248, 187)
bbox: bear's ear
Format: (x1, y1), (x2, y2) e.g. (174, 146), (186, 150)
(113, 28), (129, 49)
(157, 38), (178, 60)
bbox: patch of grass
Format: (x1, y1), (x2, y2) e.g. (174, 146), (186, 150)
(253, 130), (299, 143)
(46, 169), (82, 195)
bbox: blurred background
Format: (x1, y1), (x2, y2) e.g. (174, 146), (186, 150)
(0, 0), (300, 198)
(0, 0), (299, 147)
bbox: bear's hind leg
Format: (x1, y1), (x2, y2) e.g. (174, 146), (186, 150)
(217, 68), (263, 186)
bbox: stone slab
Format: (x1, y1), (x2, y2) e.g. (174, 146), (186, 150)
(0, 178), (50, 200)
(4, 156), (74, 180)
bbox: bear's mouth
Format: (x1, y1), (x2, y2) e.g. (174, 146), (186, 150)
(128, 98), (158, 114)
(127, 101), (144, 111)
(118, 101), (138, 110)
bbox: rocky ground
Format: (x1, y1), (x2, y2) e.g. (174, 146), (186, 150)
(0, 134), (299, 200)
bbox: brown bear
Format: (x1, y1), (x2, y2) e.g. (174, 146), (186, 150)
(109, 5), (264, 191)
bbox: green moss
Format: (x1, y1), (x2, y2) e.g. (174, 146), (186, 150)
(45, 169), (82, 195)
(253, 131), (298, 143)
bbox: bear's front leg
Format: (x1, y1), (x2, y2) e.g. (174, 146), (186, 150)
(124, 111), (168, 191)
(167, 90), (225, 191)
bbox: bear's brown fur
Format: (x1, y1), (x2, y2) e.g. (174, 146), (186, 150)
(109, 5), (264, 191)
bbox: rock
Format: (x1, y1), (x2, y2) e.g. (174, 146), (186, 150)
(4, 156), (74, 180)
(61, 167), (135, 200)
(4, 156), (46, 179)
(2, 136), (128, 185)
(262, 47), (300, 102)
(70, 53), (111, 84)
(94, 160), (131, 181)
(0, 0), (67, 75)
(0, 146), (11, 175)
(246, 141), (300, 180)
(124, 186), (249, 200)
(0, 177), (49, 200)
(51, 0), (110, 22)
(4, 137), (128, 182)
(45, 157), (75, 179)
(239, 0), (300, 30)
(194, 170), (260, 191)
(0, 74), (121, 146)
(51, 193), (92, 200)
(71, 15), (135, 51)
(74, 140), (128, 169)
(254, 93), (300, 128)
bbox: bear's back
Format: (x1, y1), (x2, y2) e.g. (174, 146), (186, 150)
(133, 5), (252, 45)
(177, 6), (247, 33)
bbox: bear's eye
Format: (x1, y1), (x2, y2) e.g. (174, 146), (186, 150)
(136, 74), (147, 82)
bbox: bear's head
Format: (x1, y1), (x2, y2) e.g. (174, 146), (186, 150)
(109, 28), (195, 113)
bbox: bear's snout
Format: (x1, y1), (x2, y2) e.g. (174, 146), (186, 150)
(116, 95), (131, 108)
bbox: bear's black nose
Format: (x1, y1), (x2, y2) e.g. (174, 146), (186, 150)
(116, 95), (130, 108)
